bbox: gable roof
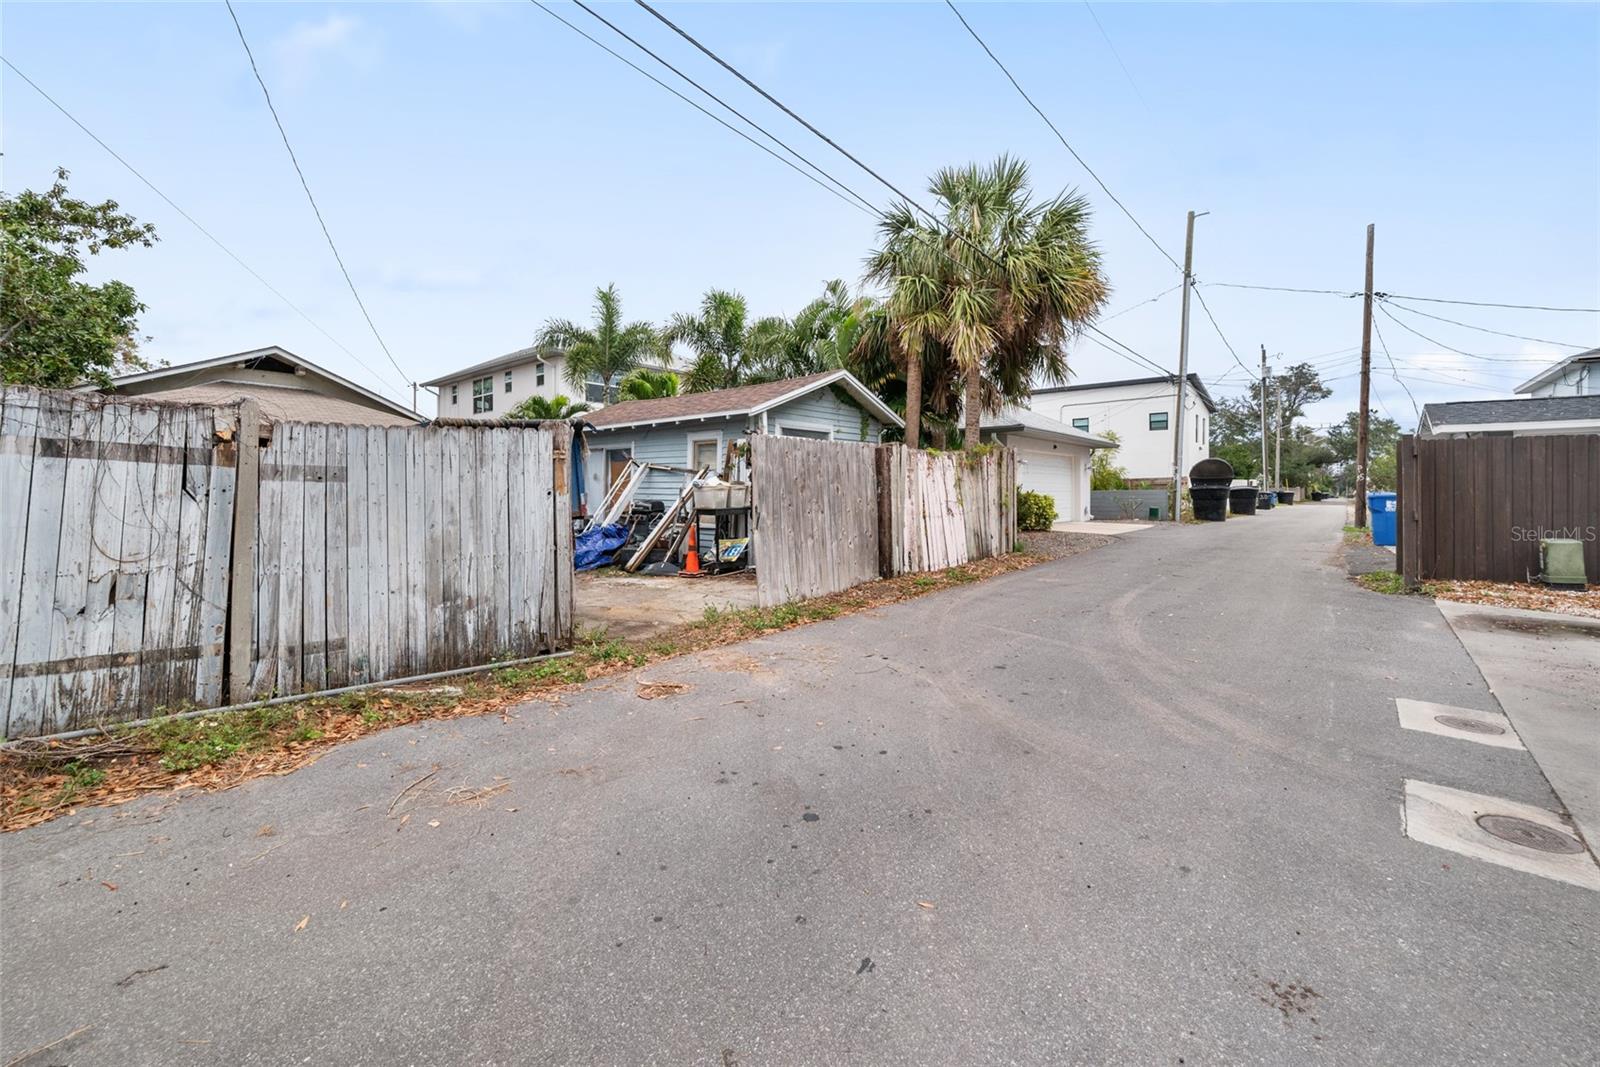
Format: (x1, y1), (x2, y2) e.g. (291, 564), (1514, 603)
(981, 405), (1118, 449)
(1422, 395), (1600, 433)
(1031, 373), (1216, 414)
(581, 370), (903, 431)
(420, 345), (561, 387)
(1514, 347), (1600, 395)
(104, 346), (422, 422)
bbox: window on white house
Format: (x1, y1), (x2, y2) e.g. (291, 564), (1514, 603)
(472, 376), (494, 413)
(535, 361), (546, 387)
(691, 438), (719, 472)
(780, 426), (830, 440)
(504, 370), (513, 393)
(1072, 417), (1090, 431)
(1149, 412), (1169, 431)
(585, 372), (608, 404)
(451, 384), (458, 406)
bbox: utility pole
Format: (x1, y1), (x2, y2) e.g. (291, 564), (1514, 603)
(1354, 223), (1375, 527)
(412, 382), (419, 412)
(1169, 210), (1203, 522)
(1274, 385), (1284, 490)
(1259, 345), (1270, 487)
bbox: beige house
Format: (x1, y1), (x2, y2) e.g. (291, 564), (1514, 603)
(98, 346), (422, 427)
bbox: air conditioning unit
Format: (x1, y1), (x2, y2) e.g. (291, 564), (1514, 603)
(1539, 538), (1588, 590)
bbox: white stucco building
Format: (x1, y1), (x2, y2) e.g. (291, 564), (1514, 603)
(1028, 374), (1215, 485)
(422, 347), (619, 419)
(1515, 348), (1599, 398)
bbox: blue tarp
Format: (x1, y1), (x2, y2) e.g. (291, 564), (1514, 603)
(574, 523), (631, 571)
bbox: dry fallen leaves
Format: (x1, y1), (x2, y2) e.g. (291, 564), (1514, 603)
(293, 915), (309, 933)
(917, 901), (936, 910)
(636, 680), (691, 700)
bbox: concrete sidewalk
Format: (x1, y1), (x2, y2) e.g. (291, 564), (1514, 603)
(1438, 600), (1600, 850)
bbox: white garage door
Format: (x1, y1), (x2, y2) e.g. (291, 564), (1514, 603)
(1013, 441), (1079, 522)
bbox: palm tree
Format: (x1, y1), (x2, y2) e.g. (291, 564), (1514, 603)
(506, 394), (591, 420)
(660, 288), (782, 393)
(535, 284), (658, 404)
(865, 156), (1108, 451)
(748, 279), (872, 383)
(616, 367), (679, 401)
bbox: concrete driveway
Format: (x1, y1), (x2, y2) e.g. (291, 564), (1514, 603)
(4, 505), (1596, 1064)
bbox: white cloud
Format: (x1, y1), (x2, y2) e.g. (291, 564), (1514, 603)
(274, 13), (377, 90)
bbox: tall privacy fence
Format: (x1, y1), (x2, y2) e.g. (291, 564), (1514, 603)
(750, 436), (1018, 607)
(0, 386), (573, 739)
(1396, 432), (1598, 586)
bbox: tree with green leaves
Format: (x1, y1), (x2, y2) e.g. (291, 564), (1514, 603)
(660, 288), (786, 393)
(747, 279), (873, 383)
(1, 168), (159, 388)
(865, 156), (1108, 452)
(616, 367), (679, 401)
(535, 284), (657, 404)
(506, 394), (591, 420)
(1089, 431), (1128, 490)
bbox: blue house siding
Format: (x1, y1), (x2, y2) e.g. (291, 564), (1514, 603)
(767, 390), (883, 442)
(581, 383), (884, 508)
(584, 416), (749, 507)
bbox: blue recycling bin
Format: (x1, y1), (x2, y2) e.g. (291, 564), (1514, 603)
(1369, 492), (1397, 546)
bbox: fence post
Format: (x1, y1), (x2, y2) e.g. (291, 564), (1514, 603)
(226, 400), (261, 704)
(1398, 434), (1420, 590)
(874, 445), (893, 578)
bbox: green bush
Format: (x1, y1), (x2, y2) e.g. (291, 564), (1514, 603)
(1018, 490), (1057, 531)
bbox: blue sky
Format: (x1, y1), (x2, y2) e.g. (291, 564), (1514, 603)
(5, 1), (1597, 429)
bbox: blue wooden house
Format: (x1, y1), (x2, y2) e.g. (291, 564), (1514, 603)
(578, 370), (902, 507)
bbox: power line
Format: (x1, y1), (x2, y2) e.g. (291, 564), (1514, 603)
(1370, 313), (1419, 420)
(1101, 283), (1184, 321)
(1374, 302), (1550, 364)
(0, 55), (409, 401)
(1203, 281), (1360, 298)
(942, 0), (1182, 273)
(1081, 2), (1149, 110)
(1190, 285), (1258, 380)
(1379, 293), (1599, 314)
(529, 1), (873, 216)
(1084, 325), (1176, 379)
(223, 1), (414, 392)
(1380, 298), (1591, 350)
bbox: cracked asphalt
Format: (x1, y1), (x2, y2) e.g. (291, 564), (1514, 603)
(3, 502), (1596, 1065)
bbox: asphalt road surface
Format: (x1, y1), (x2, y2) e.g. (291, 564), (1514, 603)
(5, 503), (1596, 1065)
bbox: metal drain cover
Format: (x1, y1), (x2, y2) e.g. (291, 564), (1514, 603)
(1434, 714), (1507, 736)
(1475, 814), (1584, 854)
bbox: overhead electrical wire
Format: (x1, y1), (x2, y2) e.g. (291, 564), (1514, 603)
(1101, 283), (1184, 322)
(1379, 298), (1591, 350)
(223, 0), (415, 393)
(1190, 286), (1259, 380)
(0, 55), (408, 401)
(942, 0), (1182, 273)
(559, 1), (1178, 384)
(1081, 2), (1149, 110)
(1370, 313), (1419, 420)
(1374, 302), (1541, 364)
(1378, 293), (1599, 314)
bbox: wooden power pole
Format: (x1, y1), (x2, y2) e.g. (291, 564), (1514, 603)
(1259, 345), (1270, 487)
(1355, 223), (1375, 527)
(1169, 210), (1200, 522)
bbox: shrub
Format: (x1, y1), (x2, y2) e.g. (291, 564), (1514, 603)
(1018, 490), (1057, 531)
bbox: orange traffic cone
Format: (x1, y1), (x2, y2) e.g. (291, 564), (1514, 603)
(683, 519), (701, 575)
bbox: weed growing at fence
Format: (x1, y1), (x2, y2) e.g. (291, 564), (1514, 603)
(0, 533), (1111, 832)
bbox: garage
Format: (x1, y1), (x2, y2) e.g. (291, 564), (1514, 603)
(980, 406), (1117, 524)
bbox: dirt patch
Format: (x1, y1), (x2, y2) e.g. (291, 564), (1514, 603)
(635, 680), (692, 700)
(1, 540), (1113, 832)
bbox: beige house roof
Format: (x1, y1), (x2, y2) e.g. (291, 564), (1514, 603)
(136, 379), (419, 427)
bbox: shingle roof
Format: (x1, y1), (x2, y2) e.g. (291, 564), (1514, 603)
(132, 380), (420, 427)
(1423, 395), (1600, 428)
(581, 370), (902, 430)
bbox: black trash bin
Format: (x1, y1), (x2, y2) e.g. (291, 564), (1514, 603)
(1229, 486), (1258, 515)
(1257, 490), (1276, 510)
(1277, 489), (1295, 505)
(1187, 458), (1234, 522)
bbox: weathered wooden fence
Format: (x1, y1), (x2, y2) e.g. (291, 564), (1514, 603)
(241, 417), (572, 701)
(750, 435), (880, 606)
(0, 387), (573, 738)
(1397, 433), (1599, 585)
(751, 437), (1018, 608)
(882, 445), (1017, 574)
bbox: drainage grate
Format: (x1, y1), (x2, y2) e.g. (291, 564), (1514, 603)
(1474, 814), (1585, 854)
(1434, 714), (1507, 736)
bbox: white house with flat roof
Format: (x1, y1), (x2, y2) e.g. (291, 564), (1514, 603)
(1515, 347), (1599, 398)
(1029, 374), (1215, 485)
